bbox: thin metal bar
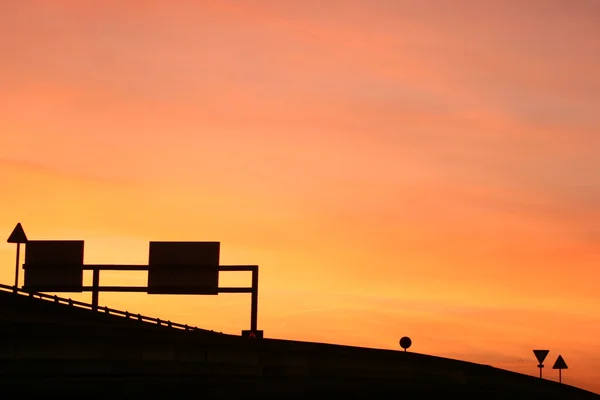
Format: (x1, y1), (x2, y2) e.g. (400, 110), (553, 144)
(81, 264), (258, 271)
(250, 266), (258, 331)
(13, 243), (20, 293)
(217, 287), (253, 293)
(21, 264), (149, 271)
(81, 286), (148, 292)
(23, 263), (258, 272)
(83, 264), (149, 271)
(91, 269), (100, 311)
(559, 369), (562, 383)
(219, 265), (258, 272)
(81, 286), (255, 293)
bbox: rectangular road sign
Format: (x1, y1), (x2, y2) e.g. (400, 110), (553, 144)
(147, 241), (220, 295)
(23, 240), (85, 292)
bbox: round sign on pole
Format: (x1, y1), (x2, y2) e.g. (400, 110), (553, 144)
(399, 336), (412, 351)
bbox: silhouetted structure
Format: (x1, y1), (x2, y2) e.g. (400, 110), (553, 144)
(534, 349), (550, 378)
(400, 336), (412, 352)
(553, 355), (569, 383)
(1, 284), (598, 398)
(9, 223), (262, 337)
(3, 224), (598, 398)
(7, 223), (27, 292)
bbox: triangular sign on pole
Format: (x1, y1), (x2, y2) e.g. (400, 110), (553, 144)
(533, 349), (550, 364)
(553, 355), (568, 370)
(7, 223), (28, 244)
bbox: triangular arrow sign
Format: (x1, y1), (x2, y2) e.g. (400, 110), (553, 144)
(553, 355), (568, 370)
(248, 332), (256, 338)
(7, 223), (28, 244)
(533, 349), (549, 364)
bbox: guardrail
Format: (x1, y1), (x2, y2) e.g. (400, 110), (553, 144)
(0, 283), (221, 334)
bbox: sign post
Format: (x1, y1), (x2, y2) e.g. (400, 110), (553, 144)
(533, 349), (550, 379)
(553, 355), (568, 383)
(7, 223), (28, 292)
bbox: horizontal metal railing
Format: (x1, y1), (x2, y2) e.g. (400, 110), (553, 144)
(0, 283), (221, 334)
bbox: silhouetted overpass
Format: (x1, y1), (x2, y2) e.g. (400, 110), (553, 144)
(0, 284), (598, 399)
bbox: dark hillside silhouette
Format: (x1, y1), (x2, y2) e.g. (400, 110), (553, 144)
(1, 285), (598, 399)
(3, 224), (599, 398)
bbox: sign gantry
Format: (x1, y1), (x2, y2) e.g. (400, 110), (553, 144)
(7, 223), (262, 338)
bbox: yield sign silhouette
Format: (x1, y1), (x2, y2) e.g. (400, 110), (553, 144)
(553, 355), (568, 370)
(533, 349), (549, 364)
(7, 223), (28, 244)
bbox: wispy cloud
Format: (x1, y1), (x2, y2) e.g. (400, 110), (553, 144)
(1, 0), (599, 393)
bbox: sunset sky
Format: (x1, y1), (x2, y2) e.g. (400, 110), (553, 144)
(1, 0), (599, 392)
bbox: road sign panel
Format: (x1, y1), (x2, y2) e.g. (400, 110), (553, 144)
(242, 330), (263, 339)
(23, 240), (85, 292)
(533, 349), (549, 364)
(7, 223), (28, 244)
(553, 355), (568, 370)
(147, 241), (220, 295)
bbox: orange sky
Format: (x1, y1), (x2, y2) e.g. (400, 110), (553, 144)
(1, 0), (599, 393)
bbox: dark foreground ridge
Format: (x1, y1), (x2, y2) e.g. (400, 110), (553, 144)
(0, 285), (598, 399)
